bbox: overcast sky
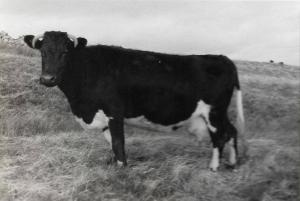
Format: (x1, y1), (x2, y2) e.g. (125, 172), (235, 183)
(0, 0), (299, 65)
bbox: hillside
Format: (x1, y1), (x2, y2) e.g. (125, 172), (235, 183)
(0, 43), (299, 201)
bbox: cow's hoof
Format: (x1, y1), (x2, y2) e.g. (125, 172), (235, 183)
(106, 157), (127, 167)
(209, 163), (219, 172)
(232, 168), (238, 172)
(209, 167), (218, 172)
(117, 160), (124, 167)
(105, 156), (115, 165)
(224, 161), (238, 172)
(209, 159), (219, 172)
(225, 163), (236, 169)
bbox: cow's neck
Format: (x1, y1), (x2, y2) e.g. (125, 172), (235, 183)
(58, 52), (84, 111)
(57, 47), (119, 118)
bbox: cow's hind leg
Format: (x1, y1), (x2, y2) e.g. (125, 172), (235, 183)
(224, 119), (238, 168)
(208, 111), (227, 172)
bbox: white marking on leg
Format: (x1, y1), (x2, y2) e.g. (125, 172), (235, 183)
(117, 160), (124, 166)
(209, 148), (220, 171)
(103, 129), (112, 145)
(192, 100), (217, 133)
(75, 110), (110, 130)
(229, 139), (237, 165)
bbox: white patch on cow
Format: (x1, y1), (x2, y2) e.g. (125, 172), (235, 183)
(188, 117), (208, 142)
(75, 110), (111, 130)
(191, 100), (217, 133)
(117, 160), (124, 166)
(125, 116), (144, 124)
(229, 139), (237, 165)
(103, 129), (112, 145)
(209, 148), (220, 171)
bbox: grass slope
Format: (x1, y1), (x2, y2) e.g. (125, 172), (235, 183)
(0, 46), (299, 201)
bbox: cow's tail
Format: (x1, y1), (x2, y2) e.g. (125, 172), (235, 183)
(234, 67), (248, 159)
(233, 65), (245, 134)
(235, 89), (245, 135)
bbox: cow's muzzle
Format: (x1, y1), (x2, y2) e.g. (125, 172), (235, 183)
(40, 74), (57, 87)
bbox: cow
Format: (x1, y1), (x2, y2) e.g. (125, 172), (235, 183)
(24, 31), (245, 171)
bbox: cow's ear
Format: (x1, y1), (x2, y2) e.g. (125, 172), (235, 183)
(76, 37), (87, 49)
(24, 35), (42, 49)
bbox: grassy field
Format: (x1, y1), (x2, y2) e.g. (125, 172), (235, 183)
(0, 44), (299, 201)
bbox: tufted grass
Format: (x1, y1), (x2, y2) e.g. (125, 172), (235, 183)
(0, 42), (39, 58)
(0, 49), (299, 201)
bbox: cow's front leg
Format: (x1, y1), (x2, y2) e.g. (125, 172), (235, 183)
(109, 117), (127, 166)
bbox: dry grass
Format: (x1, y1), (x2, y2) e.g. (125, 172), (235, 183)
(0, 48), (299, 201)
(0, 42), (39, 58)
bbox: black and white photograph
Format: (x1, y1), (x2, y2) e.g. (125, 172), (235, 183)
(0, 1), (299, 200)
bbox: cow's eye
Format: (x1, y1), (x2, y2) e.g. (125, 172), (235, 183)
(41, 52), (47, 58)
(62, 52), (68, 57)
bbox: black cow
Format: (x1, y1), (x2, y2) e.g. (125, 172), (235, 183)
(24, 31), (245, 171)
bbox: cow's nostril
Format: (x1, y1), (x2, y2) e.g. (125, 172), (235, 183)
(40, 75), (56, 84)
(49, 76), (56, 82)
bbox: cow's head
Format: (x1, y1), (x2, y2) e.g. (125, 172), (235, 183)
(24, 31), (87, 87)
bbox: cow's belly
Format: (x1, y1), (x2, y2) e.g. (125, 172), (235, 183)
(128, 99), (215, 136)
(74, 100), (215, 138)
(141, 98), (197, 125)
